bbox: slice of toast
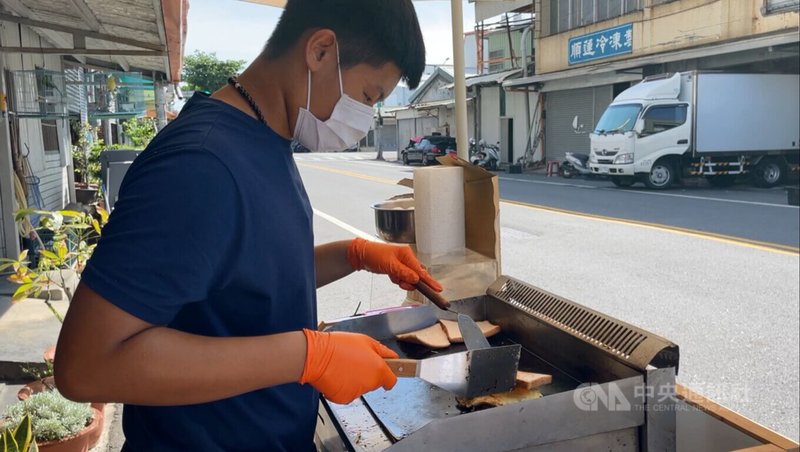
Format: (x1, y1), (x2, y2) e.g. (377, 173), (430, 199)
(396, 323), (451, 349)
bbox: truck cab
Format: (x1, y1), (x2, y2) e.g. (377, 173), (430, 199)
(588, 73), (691, 188)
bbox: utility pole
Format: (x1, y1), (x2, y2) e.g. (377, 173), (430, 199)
(451, 0), (469, 161)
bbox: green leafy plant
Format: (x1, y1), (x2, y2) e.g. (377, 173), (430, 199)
(0, 208), (108, 322)
(71, 122), (98, 186)
(122, 117), (157, 148)
(4, 391), (92, 444)
(20, 361), (54, 381)
(0, 413), (38, 452)
(1, 418), (37, 451)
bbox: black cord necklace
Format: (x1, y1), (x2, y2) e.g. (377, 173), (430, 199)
(227, 76), (268, 127)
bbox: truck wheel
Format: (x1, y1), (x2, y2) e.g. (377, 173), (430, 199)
(752, 158), (785, 188)
(644, 160), (675, 189)
(611, 176), (635, 187)
(706, 175), (736, 188)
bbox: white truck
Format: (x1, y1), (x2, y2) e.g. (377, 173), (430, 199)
(584, 72), (800, 189)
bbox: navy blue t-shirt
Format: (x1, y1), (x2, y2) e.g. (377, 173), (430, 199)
(81, 93), (318, 451)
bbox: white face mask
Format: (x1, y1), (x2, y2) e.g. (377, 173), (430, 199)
(293, 45), (375, 152)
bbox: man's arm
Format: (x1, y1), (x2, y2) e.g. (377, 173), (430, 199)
(56, 283), (398, 406)
(55, 283), (307, 405)
(315, 240), (354, 288)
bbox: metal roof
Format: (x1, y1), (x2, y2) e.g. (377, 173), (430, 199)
(444, 68), (522, 89)
(408, 67), (454, 104)
(0, 0), (188, 82)
(392, 97), (474, 113)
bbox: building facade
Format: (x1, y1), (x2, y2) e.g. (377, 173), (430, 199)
(505, 0), (800, 163)
(0, 0), (187, 259)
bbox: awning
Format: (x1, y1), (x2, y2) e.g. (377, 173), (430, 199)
(413, 97), (475, 110)
(505, 30), (799, 90)
(0, 0), (188, 82)
(444, 68), (522, 89)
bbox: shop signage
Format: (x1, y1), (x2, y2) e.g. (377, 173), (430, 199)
(568, 23), (633, 65)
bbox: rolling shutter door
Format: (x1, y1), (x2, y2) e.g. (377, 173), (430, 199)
(544, 87), (594, 162)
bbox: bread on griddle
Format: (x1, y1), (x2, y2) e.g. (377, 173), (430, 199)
(396, 323), (451, 349)
(456, 387), (543, 410)
(437, 319), (502, 343)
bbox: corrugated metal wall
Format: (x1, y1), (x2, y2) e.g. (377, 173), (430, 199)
(543, 85), (613, 162)
(487, 28), (531, 72)
(376, 124), (397, 151)
(1, 22), (71, 258)
(397, 118), (415, 149)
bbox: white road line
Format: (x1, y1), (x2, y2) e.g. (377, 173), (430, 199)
(499, 176), (596, 189)
(312, 208), (384, 242)
(598, 188), (799, 209)
(499, 176), (797, 209)
(341, 160), (403, 169)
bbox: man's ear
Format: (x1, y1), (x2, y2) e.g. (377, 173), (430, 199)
(304, 29), (337, 73)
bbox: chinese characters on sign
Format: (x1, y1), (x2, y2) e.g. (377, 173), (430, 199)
(568, 23), (633, 65)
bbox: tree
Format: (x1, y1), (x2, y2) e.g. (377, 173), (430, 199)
(123, 117), (157, 148)
(181, 51), (246, 94)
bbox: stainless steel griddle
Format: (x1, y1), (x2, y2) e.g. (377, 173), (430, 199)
(320, 276), (681, 451)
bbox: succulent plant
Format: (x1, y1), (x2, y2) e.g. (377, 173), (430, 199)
(3, 390), (92, 443)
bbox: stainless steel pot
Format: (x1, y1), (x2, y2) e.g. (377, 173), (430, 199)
(371, 199), (415, 243)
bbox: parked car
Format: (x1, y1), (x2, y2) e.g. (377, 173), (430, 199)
(401, 135), (456, 166)
(291, 140), (311, 153)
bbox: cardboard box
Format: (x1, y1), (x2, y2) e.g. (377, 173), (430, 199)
(396, 155), (501, 303)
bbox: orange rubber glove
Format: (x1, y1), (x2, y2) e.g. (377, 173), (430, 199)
(299, 329), (399, 404)
(347, 238), (444, 292)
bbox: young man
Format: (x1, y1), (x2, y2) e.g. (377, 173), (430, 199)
(55, 1), (438, 450)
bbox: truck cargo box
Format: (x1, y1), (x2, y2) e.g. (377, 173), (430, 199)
(694, 73), (800, 155)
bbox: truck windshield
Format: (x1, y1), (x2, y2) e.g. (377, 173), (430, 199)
(594, 104), (642, 134)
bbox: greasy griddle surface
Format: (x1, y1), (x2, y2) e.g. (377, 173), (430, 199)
(361, 333), (580, 442)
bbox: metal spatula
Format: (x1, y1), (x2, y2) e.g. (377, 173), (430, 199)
(386, 345), (521, 398)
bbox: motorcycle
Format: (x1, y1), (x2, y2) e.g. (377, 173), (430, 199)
(469, 139), (500, 171)
(560, 151), (592, 178)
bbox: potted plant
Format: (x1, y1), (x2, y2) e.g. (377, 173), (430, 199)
(0, 207), (107, 315)
(1, 413), (38, 451)
(1, 208), (108, 446)
(3, 391), (100, 452)
(71, 122), (99, 205)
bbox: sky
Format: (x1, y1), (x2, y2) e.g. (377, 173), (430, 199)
(184, 0), (476, 68)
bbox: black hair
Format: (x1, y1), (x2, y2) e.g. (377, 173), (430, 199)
(263, 0), (426, 89)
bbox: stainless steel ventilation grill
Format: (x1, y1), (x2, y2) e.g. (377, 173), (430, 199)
(487, 276), (679, 373)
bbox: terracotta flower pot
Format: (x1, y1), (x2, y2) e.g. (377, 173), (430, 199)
(17, 377), (106, 448)
(36, 407), (102, 452)
(44, 345), (57, 363)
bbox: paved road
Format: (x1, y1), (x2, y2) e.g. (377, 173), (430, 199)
(297, 151), (799, 441)
(301, 151), (800, 248)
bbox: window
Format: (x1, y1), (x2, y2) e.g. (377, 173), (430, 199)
(595, 104), (642, 134)
(598, 0), (622, 22)
(551, 0), (640, 34)
(557, 0), (570, 32)
(651, 0), (676, 5)
(489, 49), (505, 73)
(41, 119), (60, 152)
(623, 0), (640, 15)
(642, 105), (687, 135)
(579, 0), (594, 26)
(765, 0), (799, 13)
